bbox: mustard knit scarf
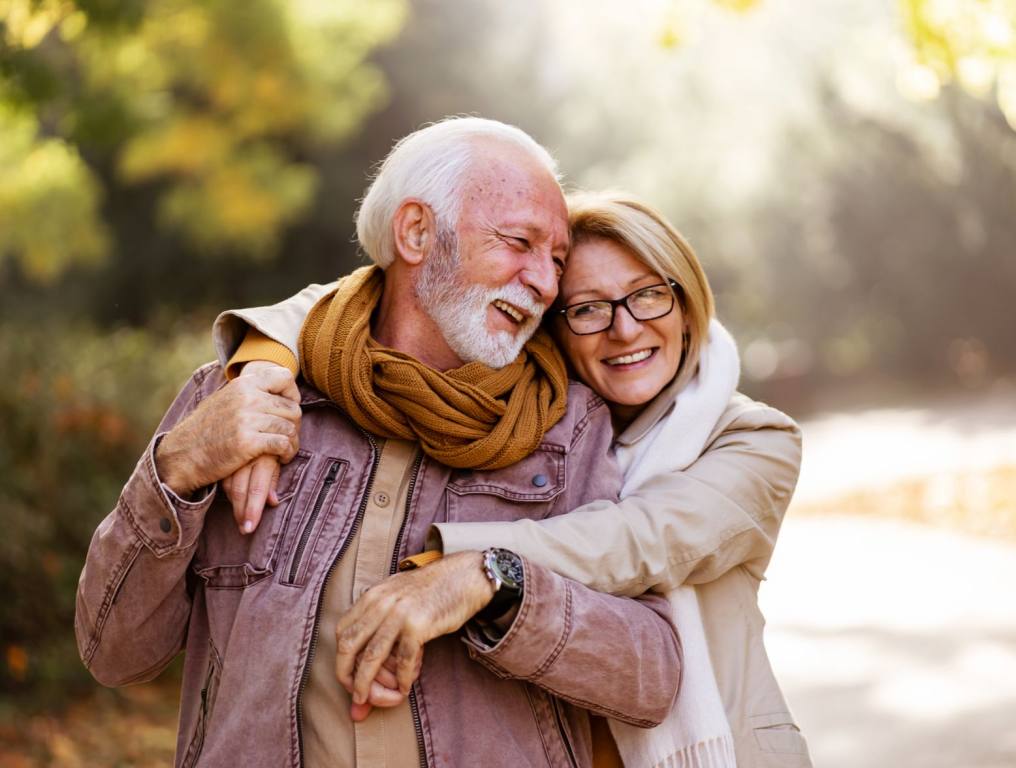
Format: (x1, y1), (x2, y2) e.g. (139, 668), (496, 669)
(298, 266), (568, 470)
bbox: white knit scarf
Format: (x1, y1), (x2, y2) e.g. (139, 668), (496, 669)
(609, 318), (740, 768)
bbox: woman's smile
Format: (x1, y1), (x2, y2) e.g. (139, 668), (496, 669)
(603, 347), (658, 367)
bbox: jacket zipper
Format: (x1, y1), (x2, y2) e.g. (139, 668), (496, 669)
(296, 434), (379, 767)
(552, 696), (578, 768)
(387, 452), (424, 575)
(184, 656), (217, 768)
(388, 452), (428, 768)
(288, 459), (341, 583)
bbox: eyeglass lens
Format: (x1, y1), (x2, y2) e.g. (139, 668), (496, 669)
(566, 284), (675, 333)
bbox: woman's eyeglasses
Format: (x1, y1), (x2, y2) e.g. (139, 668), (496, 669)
(557, 280), (682, 335)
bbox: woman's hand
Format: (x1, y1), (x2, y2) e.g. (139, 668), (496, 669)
(220, 360), (302, 534)
(155, 364), (301, 498)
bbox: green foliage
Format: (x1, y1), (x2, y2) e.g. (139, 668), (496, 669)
(0, 321), (211, 702)
(0, 0), (406, 276)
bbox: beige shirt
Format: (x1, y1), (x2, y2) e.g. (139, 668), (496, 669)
(303, 439), (422, 768)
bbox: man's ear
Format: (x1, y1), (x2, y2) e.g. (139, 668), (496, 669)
(392, 200), (435, 267)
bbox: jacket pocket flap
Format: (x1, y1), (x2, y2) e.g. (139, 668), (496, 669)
(195, 562), (272, 589)
(750, 711), (798, 729)
(273, 450), (312, 502)
(751, 712), (808, 756)
(447, 446), (565, 502)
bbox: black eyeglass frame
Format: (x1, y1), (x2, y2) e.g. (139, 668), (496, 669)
(556, 279), (684, 336)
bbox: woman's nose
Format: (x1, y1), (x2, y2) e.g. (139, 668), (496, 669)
(607, 304), (643, 341)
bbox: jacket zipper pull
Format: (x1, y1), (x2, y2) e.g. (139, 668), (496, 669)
(324, 461), (340, 484)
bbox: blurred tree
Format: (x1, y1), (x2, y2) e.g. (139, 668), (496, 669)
(734, 79), (1016, 406)
(0, 0), (405, 281)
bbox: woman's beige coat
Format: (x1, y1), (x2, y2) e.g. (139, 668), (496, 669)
(434, 384), (812, 768)
(213, 287), (813, 768)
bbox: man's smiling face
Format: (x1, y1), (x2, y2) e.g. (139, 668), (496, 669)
(415, 139), (569, 368)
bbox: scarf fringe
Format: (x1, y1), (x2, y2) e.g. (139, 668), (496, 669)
(650, 735), (738, 768)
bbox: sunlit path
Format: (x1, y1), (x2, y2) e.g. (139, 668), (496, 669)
(761, 515), (1016, 768)
(795, 392), (1016, 504)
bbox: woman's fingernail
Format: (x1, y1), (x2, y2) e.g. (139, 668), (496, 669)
(243, 520), (254, 534)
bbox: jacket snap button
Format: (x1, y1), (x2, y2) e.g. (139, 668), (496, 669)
(531, 474), (548, 488)
(374, 491), (391, 507)
(159, 517), (172, 533)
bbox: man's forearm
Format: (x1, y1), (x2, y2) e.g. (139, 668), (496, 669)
(463, 558), (681, 728)
(75, 368), (219, 686)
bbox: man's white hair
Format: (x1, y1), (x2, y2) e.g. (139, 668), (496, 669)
(355, 116), (560, 268)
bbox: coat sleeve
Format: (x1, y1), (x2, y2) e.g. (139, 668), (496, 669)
(74, 364), (223, 687)
(435, 393), (802, 597)
(463, 392), (682, 727)
(211, 281), (336, 369)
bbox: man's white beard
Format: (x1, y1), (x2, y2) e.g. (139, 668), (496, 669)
(417, 230), (544, 369)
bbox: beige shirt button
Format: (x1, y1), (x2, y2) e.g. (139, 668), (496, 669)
(373, 491), (391, 507)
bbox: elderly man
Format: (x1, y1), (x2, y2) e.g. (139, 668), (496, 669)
(75, 117), (681, 768)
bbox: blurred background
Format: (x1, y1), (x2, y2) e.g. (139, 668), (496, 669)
(2, 0), (1014, 765)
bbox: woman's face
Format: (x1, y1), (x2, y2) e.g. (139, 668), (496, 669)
(553, 237), (685, 410)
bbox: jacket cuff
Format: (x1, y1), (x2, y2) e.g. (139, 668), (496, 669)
(224, 328), (299, 380)
(429, 521), (526, 556)
(119, 434), (216, 556)
(462, 557), (569, 681)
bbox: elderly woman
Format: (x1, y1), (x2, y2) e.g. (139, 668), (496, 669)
(214, 192), (811, 768)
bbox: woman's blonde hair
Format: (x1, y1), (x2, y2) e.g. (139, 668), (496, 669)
(565, 190), (715, 391)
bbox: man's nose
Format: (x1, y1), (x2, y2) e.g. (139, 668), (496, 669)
(607, 304), (643, 342)
(520, 251), (559, 305)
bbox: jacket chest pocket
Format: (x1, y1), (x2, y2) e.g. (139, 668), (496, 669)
(751, 712), (811, 765)
(445, 446), (566, 523)
(193, 451), (313, 589)
(279, 456), (349, 587)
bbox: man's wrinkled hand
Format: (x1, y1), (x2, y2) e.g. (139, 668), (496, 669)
(221, 361), (301, 534)
(155, 365), (301, 497)
(348, 652), (423, 722)
(335, 552), (495, 707)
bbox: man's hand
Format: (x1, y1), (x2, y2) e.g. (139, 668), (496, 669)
(335, 552), (496, 707)
(155, 365), (301, 497)
(349, 652), (424, 722)
(220, 361), (301, 534)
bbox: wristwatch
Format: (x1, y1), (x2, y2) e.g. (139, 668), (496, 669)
(476, 548), (524, 622)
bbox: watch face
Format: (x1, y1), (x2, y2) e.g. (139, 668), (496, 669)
(494, 550), (524, 589)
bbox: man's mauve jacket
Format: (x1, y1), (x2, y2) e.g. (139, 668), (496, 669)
(74, 363), (682, 768)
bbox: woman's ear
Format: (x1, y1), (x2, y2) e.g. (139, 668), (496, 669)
(392, 200), (435, 266)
